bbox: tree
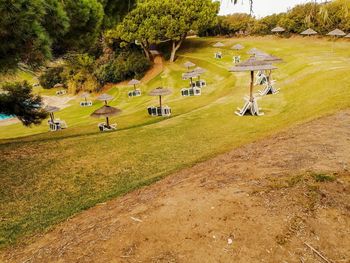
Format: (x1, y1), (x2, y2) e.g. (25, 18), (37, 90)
(108, 2), (159, 61)
(0, 0), (52, 70)
(113, 0), (219, 62)
(0, 82), (48, 126)
(99, 0), (136, 29)
(159, 0), (220, 62)
(56, 0), (104, 53)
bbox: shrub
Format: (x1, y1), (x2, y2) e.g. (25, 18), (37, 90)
(95, 51), (151, 84)
(39, 67), (66, 89)
(312, 173), (336, 183)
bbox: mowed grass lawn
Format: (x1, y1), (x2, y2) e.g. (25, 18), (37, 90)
(0, 36), (350, 248)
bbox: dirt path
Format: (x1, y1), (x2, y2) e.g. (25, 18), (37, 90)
(2, 110), (350, 263)
(141, 55), (164, 84)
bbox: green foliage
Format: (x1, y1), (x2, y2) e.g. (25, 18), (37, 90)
(63, 53), (100, 94)
(95, 51), (151, 83)
(39, 67), (66, 89)
(210, 0), (350, 36)
(200, 13), (255, 36)
(112, 0), (219, 62)
(57, 0), (104, 53)
(99, 0), (136, 29)
(0, 0), (52, 70)
(312, 173), (336, 183)
(0, 82), (48, 126)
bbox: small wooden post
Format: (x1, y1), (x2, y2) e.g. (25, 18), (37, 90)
(106, 117), (110, 127)
(159, 95), (162, 109)
(250, 70), (254, 102)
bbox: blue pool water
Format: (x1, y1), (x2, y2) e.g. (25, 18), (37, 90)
(0, 113), (14, 120)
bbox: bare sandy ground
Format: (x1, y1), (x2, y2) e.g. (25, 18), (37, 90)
(141, 55), (164, 84)
(2, 110), (350, 263)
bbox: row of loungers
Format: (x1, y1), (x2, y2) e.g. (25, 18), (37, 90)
(48, 119), (68, 131)
(147, 106), (172, 117)
(80, 101), (93, 107)
(98, 123), (117, 132)
(190, 80), (207, 88)
(128, 89), (142, 97)
(235, 96), (264, 117)
(181, 87), (201, 97)
(214, 52), (223, 59)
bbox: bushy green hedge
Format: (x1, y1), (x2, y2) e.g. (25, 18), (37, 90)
(95, 51), (151, 84)
(201, 0), (350, 36)
(39, 67), (66, 89)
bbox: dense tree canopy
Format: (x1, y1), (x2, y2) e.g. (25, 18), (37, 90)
(0, 0), (136, 71)
(0, 82), (48, 126)
(207, 0), (350, 36)
(0, 0), (52, 70)
(112, 0), (219, 62)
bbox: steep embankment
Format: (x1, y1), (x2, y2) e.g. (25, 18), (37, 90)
(2, 110), (349, 262)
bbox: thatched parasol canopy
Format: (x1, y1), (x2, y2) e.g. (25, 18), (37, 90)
(345, 33), (350, 38)
(182, 71), (200, 80)
(213, 42), (225, 48)
(44, 105), (60, 113)
(128, 79), (141, 86)
(271, 26), (285, 33)
(301, 28), (318, 35)
(44, 105), (60, 122)
(53, 83), (64, 88)
(255, 53), (283, 63)
(193, 67), (207, 75)
(149, 87), (172, 96)
(229, 57), (277, 102)
(231, 44), (244, 50)
(247, 48), (264, 55)
(229, 57), (277, 72)
(327, 29), (346, 36)
(184, 61), (196, 69)
(80, 92), (90, 99)
(91, 105), (122, 118)
(150, 50), (161, 56)
(97, 93), (114, 102)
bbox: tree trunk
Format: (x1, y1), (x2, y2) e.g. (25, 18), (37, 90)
(140, 42), (151, 61)
(169, 34), (186, 62)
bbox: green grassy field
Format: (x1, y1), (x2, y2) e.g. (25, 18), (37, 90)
(0, 36), (350, 248)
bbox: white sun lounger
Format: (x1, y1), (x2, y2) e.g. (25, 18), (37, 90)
(98, 123), (117, 132)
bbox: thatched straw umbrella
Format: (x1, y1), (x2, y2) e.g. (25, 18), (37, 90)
(327, 29), (346, 37)
(149, 87), (172, 110)
(97, 93), (114, 105)
(255, 53), (282, 84)
(230, 57), (277, 102)
(327, 29), (346, 51)
(213, 42), (225, 48)
(300, 28), (318, 36)
(193, 67), (206, 81)
(128, 79), (141, 90)
(91, 105), (121, 127)
(182, 71), (200, 87)
(80, 92), (90, 103)
(231, 44), (244, 50)
(54, 83), (64, 89)
(247, 48), (264, 56)
(184, 61), (196, 72)
(44, 105), (60, 122)
(271, 26), (285, 34)
(345, 33), (350, 38)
